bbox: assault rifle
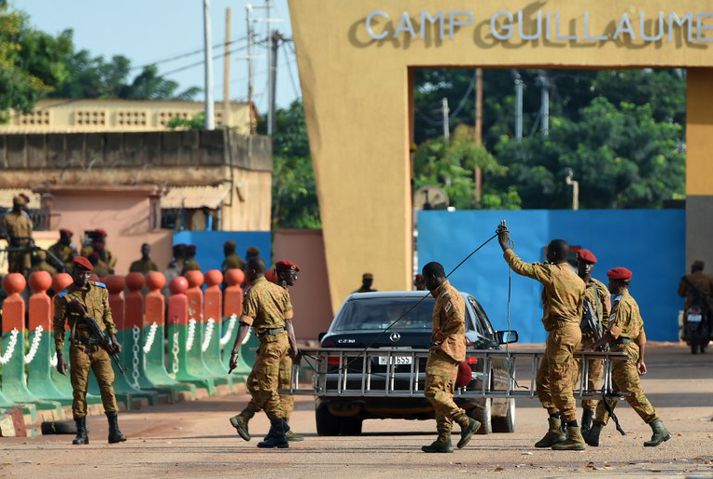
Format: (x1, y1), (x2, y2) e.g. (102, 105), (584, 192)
(81, 316), (126, 375)
(581, 299), (604, 346)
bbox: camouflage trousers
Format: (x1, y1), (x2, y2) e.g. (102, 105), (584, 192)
(595, 344), (657, 425)
(536, 325), (581, 422)
(70, 343), (118, 418)
(278, 354), (294, 420)
(425, 349), (465, 435)
(575, 334), (604, 411)
(241, 332), (289, 421)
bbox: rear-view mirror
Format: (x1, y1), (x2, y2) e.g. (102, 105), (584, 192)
(496, 330), (518, 345)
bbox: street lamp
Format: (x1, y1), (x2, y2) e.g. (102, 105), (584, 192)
(565, 168), (579, 210)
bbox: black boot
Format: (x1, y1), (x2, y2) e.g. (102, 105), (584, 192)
(453, 413), (480, 449)
(581, 409), (594, 435)
(583, 421), (603, 447)
(257, 419), (289, 449)
(72, 416), (89, 445)
(421, 429), (453, 453)
(106, 412), (127, 444)
(644, 419), (671, 447)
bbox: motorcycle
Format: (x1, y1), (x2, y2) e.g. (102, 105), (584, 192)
(685, 305), (711, 355)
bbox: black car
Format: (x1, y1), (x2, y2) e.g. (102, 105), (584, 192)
(315, 290), (518, 436)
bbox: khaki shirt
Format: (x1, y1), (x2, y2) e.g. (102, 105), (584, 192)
(32, 261), (57, 276)
(49, 242), (76, 268)
(608, 289), (643, 345)
(1, 211), (33, 243)
(241, 276), (293, 332)
(430, 280), (466, 362)
(129, 258), (159, 274)
(678, 271), (713, 310)
(585, 278), (611, 329)
(222, 253), (244, 271)
(504, 249), (585, 331)
(53, 281), (117, 351)
(182, 259), (201, 275)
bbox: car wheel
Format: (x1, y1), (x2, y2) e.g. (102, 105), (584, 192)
(315, 404), (341, 436)
(340, 418), (363, 436)
(491, 398), (516, 433)
(468, 398), (492, 435)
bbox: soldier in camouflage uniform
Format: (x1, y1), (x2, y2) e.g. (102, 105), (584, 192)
(49, 229), (77, 271)
(420, 261), (480, 453)
(575, 249), (611, 433)
(129, 243), (159, 274)
(53, 256), (127, 445)
(221, 240), (245, 273)
(584, 267), (672, 448)
(228, 257), (298, 449)
(31, 250), (57, 276)
(497, 222), (587, 450)
(181, 244), (201, 275)
(1, 196), (33, 275)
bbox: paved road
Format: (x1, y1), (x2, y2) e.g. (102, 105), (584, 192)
(2, 344), (712, 479)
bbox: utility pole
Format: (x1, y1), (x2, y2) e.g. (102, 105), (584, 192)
(513, 70), (524, 142)
(202, 0), (215, 130)
(565, 168), (579, 210)
(245, 4), (255, 133)
(268, 30), (281, 136)
(473, 68), (483, 203)
(442, 98), (450, 144)
(222, 6), (231, 129)
(539, 70), (549, 137)
(265, 0), (272, 126)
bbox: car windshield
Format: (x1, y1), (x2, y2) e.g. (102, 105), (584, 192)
(331, 296), (436, 332)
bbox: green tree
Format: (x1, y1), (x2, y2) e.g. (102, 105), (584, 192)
(264, 100), (321, 229)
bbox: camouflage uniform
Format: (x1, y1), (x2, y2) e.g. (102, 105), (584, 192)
(238, 277), (293, 422)
(504, 250), (585, 422)
(49, 242), (77, 270)
(129, 258), (159, 274)
(92, 259), (112, 278)
(594, 290), (657, 425)
(577, 278), (611, 411)
(425, 280), (467, 440)
(31, 251), (57, 276)
(1, 210), (33, 274)
(53, 281), (119, 418)
(182, 258), (202, 275)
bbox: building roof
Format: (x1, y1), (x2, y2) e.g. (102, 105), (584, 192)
(0, 189), (41, 209)
(161, 184), (231, 209)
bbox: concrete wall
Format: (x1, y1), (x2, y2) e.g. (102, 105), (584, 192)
(418, 210), (685, 343)
(50, 190), (173, 274)
(289, 0), (713, 314)
(273, 229), (334, 341)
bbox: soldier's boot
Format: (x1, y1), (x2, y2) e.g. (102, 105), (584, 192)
(257, 419), (289, 449)
(534, 416), (566, 448)
(581, 409), (594, 435)
(583, 421), (603, 447)
(72, 416), (89, 445)
(552, 425), (586, 451)
(106, 412), (127, 444)
(453, 413), (480, 449)
(229, 413), (251, 441)
(421, 430), (453, 453)
(285, 422), (304, 442)
(644, 419), (672, 447)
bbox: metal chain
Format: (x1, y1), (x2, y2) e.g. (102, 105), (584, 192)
(185, 319), (196, 351)
(0, 329), (19, 365)
(219, 314), (237, 346)
(169, 331), (180, 377)
(24, 325), (44, 364)
(142, 322), (158, 354)
(201, 318), (215, 352)
(131, 326), (141, 388)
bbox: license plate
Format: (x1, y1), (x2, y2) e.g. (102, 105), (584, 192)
(378, 355), (413, 365)
(688, 314), (703, 323)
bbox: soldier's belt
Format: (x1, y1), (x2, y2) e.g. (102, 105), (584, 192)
(72, 335), (99, 347)
(609, 337), (632, 347)
(257, 327), (286, 337)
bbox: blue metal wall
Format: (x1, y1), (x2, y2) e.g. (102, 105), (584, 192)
(172, 231), (272, 272)
(418, 210), (685, 343)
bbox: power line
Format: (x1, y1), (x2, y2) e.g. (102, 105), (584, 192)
(159, 40), (266, 77)
(281, 43), (300, 99)
(130, 36), (247, 71)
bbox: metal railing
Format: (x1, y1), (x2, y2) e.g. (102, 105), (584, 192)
(288, 348), (628, 399)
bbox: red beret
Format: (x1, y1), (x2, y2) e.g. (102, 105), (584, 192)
(265, 268), (278, 283)
(59, 228), (73, 236)
(95, 229), (107, 237)
(275, 259), (300, 272)
(607, 267), (633, 281)
(577, 249), (598, 264)
(73, 256), (94, 272)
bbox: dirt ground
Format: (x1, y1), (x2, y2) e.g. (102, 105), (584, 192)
(1, 343), (712, 479)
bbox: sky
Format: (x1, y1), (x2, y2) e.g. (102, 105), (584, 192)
(14, 0), (302, 113)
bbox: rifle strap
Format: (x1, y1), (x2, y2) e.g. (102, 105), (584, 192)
(601, 389), (626, 436)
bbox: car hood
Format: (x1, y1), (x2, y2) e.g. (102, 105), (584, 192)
(321, 330), (432, 349)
